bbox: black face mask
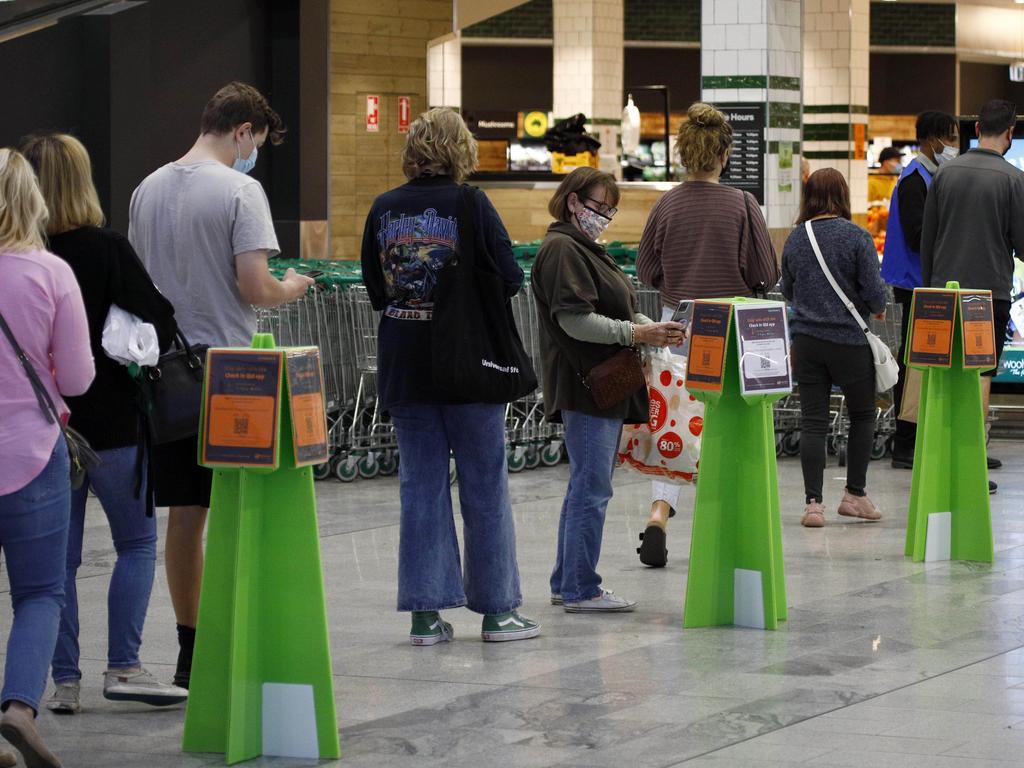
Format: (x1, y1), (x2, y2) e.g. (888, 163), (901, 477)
(720, 154), (731, 177)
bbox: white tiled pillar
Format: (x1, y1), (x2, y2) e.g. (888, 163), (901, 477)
(701, 0), (802, 229)
(803, 0), (870, 214)
(552, 0), (624, 175)
(427, 33), (461, 110)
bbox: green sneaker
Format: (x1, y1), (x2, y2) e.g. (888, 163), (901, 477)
(410, 611), (453, 646)
(481, 611), (541, 642)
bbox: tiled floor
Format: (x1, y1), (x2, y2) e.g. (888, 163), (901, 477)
(1, 441), (1023, 767)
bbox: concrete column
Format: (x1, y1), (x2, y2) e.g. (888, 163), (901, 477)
(803, 0), (870, 214)
(552, 0), (624, 175)
(701, 0), (803, 230)
(427, 32), (461, 109)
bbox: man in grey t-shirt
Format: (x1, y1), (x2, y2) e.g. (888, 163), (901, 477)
(128, 82), (312, 689)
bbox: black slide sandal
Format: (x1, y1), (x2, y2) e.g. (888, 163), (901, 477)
(637, 525), (668, 568)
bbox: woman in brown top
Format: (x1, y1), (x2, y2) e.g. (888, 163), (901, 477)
(532, 168), (683, 613)
(635, 102), (780, 568)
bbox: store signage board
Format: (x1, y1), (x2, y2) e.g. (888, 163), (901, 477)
(285, 349), (330, 467)
(960, 291), (997, 369)
(201, 349), (283, 468)
(685, 301), (733, 393)
(366, 95), (379, 133)
(716, 103), (766, 205)
(398, 96), (411, 134)
(908, 289), (957, 367)
(734, 303), (792, 396)
(520, 110), (549, 140)
(464, 110), (518, 139)
(995, 346), (1024, 382)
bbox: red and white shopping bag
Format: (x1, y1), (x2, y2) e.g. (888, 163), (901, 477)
(617, 348), (703, 483)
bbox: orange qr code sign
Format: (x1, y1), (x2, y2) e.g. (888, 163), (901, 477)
(689, 335), (725, 377)
(911, 320), (951, 355)
(208, 395), (276, 448)
(292, 393), (327, 448)
(963, 321), (994, 355)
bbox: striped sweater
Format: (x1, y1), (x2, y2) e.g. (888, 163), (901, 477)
(636, 181), (780, 307)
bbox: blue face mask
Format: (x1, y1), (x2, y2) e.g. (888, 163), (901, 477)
(233, 129), (258, 174)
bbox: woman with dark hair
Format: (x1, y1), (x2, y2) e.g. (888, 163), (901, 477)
(781, 168), (888, 528)
(532, 167), (683, 612)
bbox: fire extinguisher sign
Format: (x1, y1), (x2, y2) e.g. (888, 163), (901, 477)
(366, 95), (380, 133)
(398, 96), (411, 134)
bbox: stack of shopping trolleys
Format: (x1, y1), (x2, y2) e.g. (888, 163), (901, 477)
(258, 258), (903, 481)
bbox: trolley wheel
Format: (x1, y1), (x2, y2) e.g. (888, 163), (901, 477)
(827, 436), (838, 456)
(357, 455), (380, 479)
(870, 435), (888, 461)
(838, 440), (848, 467)
(781, 431), (801, 456)
(378, 451), (398, 476)
(334, 457), (358, 483)
(507, 449), (527, 473)
(524, 446), (541, 470)
(540, 442), (563, 466)
(313, 461), (333, 481)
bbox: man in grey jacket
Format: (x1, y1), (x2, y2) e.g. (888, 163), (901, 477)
(921, 99), (1024, 492)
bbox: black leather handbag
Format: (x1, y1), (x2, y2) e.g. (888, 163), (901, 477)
(430, 185), (538, 404)
(0, 310), (100, 490)
(142, 328), (209, 445)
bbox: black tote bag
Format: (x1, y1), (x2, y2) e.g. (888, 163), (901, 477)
(430, 185), (537, 403)
(141, 328), (209, 445)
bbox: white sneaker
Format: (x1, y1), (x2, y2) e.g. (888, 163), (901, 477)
(45, 681), (81, 714)
(564, 588), (637, 613)
(103, 668), (188, 707)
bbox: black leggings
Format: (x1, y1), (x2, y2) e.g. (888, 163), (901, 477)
(793, 334), (876, 504)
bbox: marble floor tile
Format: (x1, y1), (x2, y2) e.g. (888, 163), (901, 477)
(0, 441), (1019, 766)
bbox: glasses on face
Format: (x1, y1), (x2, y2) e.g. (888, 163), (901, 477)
(583, 196), (618, 218)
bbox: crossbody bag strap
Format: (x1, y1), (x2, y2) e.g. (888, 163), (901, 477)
(0, 309), (61, 424)
(803, 220), (869, 335)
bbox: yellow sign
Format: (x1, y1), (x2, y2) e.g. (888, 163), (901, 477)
(521, 111), (548, 138)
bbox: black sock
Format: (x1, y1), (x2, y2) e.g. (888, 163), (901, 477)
(174, 624), (196, 689)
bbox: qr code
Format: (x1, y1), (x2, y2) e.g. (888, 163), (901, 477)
(927, 332), (936, 346)
(233, 416), (249, 435)
(702, 350), (711, 366)
(305, 416), (315, 435)
(759, 357), (771, 369)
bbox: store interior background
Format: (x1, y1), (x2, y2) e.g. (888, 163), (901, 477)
(4, 0), (1024, 259)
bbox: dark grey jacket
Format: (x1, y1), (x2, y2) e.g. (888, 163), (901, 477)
(921, 147), (1024, 301)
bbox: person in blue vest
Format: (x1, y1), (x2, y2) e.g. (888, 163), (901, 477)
(881, 111), (959, 469)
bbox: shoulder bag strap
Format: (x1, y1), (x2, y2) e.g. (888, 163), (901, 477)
(0, 309), (61, 424)
(803, 220), (869, 335)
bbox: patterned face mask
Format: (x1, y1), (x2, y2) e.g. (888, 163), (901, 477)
(574, 203), (612, 241)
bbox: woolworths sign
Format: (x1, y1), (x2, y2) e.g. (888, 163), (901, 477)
(995, 347), (1024, 383)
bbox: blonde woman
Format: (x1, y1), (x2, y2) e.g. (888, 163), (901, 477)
(360, 108), (539, 645)
(0, 148), (94, 768)
(635, 102), (780, 567)
(20, 134), (188, 713)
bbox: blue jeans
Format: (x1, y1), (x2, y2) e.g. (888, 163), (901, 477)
(52, 445), (157, 682)
(0, 438), (69, 711)
(551, 410), (623, 603)
(390, 404), (522, 615)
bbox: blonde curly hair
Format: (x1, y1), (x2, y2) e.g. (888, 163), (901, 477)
(0, 149), (48, 252)
(401, 108), (478, 183)
(676, 102), (733, 175)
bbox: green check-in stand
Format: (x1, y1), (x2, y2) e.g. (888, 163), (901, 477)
(905, 283), (994, 563)
(683, 298), (788, 630)
(183, 333), (339, 764)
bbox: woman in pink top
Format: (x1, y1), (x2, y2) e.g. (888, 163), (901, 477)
(0, 149), (93, 768)
(635, 103), (779, 568)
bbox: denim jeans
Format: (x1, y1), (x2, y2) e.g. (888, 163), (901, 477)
(52, 445), (157, 682)
(390, 403), (522, 615)
(551, 410), (623, 603)
(0, 437), (69, 711)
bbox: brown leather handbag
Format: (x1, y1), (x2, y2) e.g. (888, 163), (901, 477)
(583, 347), (646, 410)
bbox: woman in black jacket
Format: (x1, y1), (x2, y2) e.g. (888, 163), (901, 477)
(21, 134), (188, 713)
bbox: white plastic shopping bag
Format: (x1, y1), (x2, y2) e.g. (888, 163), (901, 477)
(617, 347), (703, 483)
(101, 304), (160, 367)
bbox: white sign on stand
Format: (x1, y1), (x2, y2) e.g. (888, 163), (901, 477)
(734, 303), (792, 396)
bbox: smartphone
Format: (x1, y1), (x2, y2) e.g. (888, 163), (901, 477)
(670, 300), (693, 355)
(303, 270), (325, 279)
